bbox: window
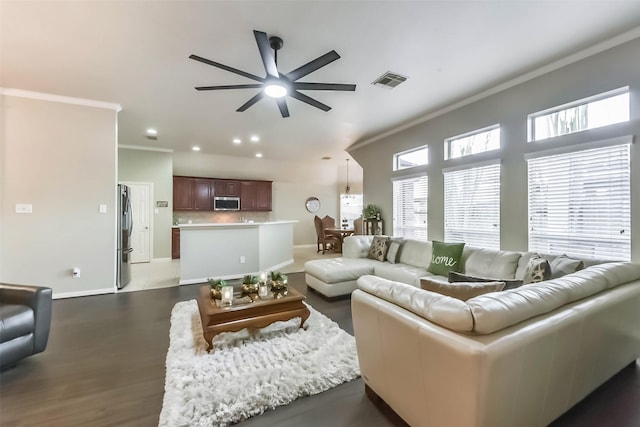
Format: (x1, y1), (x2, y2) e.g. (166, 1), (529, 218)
(444, 162), (500, 249)
(444, 125), (500, 160)
(393, 176), (428, 241)
(528, 87), (629, 142)
(394, 146), (428, 171)
(527, 139), (631, 261)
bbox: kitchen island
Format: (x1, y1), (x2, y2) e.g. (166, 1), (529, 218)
(178, 221), (297, 285)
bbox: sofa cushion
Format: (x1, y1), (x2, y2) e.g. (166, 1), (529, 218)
(468, 262), (640, 334)
(397, 239), (432, 269)
(374, 263), (428, 286)
(0, 304), (34, 343)
(386, 240), (403, 264)
(342, 235), (374, 259)
(448, 271), (524, 290)
(550, 254), (584, 279)
(461, 248), (521, 279)
(523, 254), (552, 284)
(357, 275), (474, 332)
(427, 241), (465, 276)
(368, 236), (390, 261)
(304, 258), (378, 284)
(421, 277), (505, 301)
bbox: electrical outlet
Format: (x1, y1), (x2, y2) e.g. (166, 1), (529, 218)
(72, 267), (81, 278)
(240, 256), (246, 264)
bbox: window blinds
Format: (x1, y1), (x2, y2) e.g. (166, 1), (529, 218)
(444, 163), (500, 249)
(392, 175), (428, 241)
(527, 143), (630, 261)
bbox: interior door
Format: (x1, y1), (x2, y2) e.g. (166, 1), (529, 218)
(127, 183), (152, 263)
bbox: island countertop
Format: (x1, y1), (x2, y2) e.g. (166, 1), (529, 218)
(176, 220), (297, 229)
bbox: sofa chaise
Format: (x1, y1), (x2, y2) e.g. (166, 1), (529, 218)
(304, 236), (640, 426)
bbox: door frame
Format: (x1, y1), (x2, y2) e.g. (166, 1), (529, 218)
(119, 181), (154, 262)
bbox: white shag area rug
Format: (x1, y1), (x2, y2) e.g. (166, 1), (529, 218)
(158, 299), (360, 426)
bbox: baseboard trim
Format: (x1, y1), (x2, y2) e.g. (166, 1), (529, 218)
(152, 257), (172, 263)
(53, 288), (115, 299)
(295, 244), (316, 249)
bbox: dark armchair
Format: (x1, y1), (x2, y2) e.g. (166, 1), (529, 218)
(0, 283), (52, 370)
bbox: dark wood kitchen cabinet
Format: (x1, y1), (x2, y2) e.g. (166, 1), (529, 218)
(240, 180), (272, 211)
(173, 177), (194, 211)
(171, 228), (180, 259)
(194, 179), (212, 210)
(214, 180), (240, 197)
(174, 176), (271, 211)
(255, 181), (272, 211)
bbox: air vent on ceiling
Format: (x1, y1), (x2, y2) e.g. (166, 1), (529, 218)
(146, 135), (158, 141)
(372, 71), (408, 89)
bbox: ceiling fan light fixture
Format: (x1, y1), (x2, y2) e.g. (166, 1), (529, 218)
(264, 83), (288, 98)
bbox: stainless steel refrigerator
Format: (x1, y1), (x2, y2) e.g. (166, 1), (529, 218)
(117, 184), (133, 289)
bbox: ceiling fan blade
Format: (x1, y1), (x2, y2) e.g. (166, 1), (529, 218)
(289, 90), (331, 112)
(253, 30), (279, 78)
(189, 54), (264, 83)
(237, 92), (265, 112)
(276, 98), (290, 118)
(293, 82), (356, 91)
(195, 84), (263, 90)
(286, 51), (340, 81)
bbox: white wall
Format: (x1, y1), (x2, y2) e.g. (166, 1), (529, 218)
(118, 147), (173, 259)
(350, 37), (640, 262)
(173, 152), (362, 245)
(1, 93), (118, 296)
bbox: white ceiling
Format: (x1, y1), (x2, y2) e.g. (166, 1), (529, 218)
(2, 1), (640, 163)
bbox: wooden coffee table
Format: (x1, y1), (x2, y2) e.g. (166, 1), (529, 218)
(196, 285), (310, 351)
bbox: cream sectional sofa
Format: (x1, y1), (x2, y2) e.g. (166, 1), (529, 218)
(305, 236), (640, 426)
(304, 235), (575, 298)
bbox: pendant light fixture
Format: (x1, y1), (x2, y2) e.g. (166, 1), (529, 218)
(345, 158), (353, 198)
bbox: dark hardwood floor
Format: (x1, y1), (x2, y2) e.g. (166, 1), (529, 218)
(1, 272), (638, 427)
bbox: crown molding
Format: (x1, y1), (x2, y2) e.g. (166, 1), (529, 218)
(0, 88), (122, 112)
(118, 144), (173, 153)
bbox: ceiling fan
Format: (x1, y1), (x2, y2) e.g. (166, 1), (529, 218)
(189, 30), (356, 118)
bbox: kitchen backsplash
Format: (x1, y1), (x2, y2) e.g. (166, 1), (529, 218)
(173, 211), (272, 225)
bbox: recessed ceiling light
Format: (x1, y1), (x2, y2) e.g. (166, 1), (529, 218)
(146, 128), (158, 135)
(192, 146), (201, 151)
(321, 156), (332, 160)
(233, 138), (242, 144)
(255, 153), (263, 158)
(250, 136), (260, 142)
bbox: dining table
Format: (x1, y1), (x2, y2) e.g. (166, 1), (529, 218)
(324, 228), (355, 253)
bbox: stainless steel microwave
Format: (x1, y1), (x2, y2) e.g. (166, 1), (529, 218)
(213, 196), (240, 211)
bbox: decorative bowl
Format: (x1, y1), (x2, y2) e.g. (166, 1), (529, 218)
(270, 280), (288, 293)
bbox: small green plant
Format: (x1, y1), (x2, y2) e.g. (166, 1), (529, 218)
(363, 204), (380, 219)
(270, 271), (288, 282)
(242, 274), (259, 285)
(207, 278), (227, 289)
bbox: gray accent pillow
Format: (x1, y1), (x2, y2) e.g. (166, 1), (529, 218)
(550, 254), (584, 279)
(523, 254), (552, 284)
(421, 277), (505, 301)
(448, 271), (524, 290)
(368, 236), (390, 262)
(386, 240), (402, 264)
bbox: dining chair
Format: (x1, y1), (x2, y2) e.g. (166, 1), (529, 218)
(314, 215), (340, 254)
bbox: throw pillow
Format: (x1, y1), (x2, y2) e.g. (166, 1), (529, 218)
(448, 271), (524, 290)
(386, 239), (403, 264)
(421, 277), (505, 301)
(523, 254), (552, 284)
(549, 254), (584, 279)
(368, 236), (390, 262)
(427, 241), (465, 276)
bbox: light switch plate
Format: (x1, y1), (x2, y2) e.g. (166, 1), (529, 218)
(15, 204), (33, 213)
(99, 204), (107, 213)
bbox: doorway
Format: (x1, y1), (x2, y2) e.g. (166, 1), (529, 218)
(121, 182), (152, 263)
